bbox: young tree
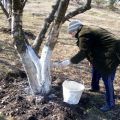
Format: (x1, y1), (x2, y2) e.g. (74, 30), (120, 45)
(11, 0), (92, 95)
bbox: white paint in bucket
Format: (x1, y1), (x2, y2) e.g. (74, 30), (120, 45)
(62, 80), (85, 104)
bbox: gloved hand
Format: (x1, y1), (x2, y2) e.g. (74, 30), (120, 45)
(52, 59), (71, 68)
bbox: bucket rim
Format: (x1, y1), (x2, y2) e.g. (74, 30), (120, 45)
(62, 80), (85, 91)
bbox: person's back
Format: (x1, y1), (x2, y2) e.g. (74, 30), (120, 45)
(76, 25), (120, 75)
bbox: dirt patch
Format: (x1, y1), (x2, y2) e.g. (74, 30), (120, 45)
(0, 70), (120, 120)
(0, 71), (91, 120)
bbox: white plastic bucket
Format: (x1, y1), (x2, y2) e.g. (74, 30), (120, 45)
(62, 80), (85, 104)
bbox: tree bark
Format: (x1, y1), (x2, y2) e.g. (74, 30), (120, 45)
(33, 0), (60, 53)
(0, 0), (12, 29)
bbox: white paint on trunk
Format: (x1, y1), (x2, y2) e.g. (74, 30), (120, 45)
(11, 16), (14, 37)
(19, 45), (52, 95)
(27, 45), (42, 87)
(2, 0), (8, 11)
(40, 45), (52, 94)
(21, 45), (42, 94)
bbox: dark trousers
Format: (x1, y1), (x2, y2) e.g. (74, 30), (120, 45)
(91, 67), (116, 106)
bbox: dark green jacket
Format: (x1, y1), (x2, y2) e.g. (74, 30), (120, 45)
(70, 25), (120, 75)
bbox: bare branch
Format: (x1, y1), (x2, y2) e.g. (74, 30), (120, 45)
(63, 0), (92, 23)
(32, 0), (60, 53)
(0, 0), (9, 18)
(46, 0), (70, 49)
(22, 0), (27, 9)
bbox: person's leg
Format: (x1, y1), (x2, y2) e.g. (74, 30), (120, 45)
(91, 67), (101, 91)
(100, 70), (116, 112)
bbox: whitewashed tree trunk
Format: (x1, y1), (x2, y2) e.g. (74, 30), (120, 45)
(21, 45), (42, 95)
(7, 0), (12, 29)
(40, 45), (52, 94)
(20, 44), (52, 95)
(11, 12), (45, 94)
(11, 3), (52, 94)
(11, 0), (44, 95)
(11, 14), (51, 95)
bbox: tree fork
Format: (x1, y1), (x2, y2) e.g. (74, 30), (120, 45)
(33, 0), (61, 53)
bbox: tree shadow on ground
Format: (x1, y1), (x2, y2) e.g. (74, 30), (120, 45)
(0, 27), (36, 40)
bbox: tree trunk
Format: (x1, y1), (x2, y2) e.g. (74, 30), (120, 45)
(0, 0), (27, 29)
(38, 0), (70, 95)
(11, 0), (43, 95)
(33, 0), (60, 53)
(21, 45), (43, 94)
